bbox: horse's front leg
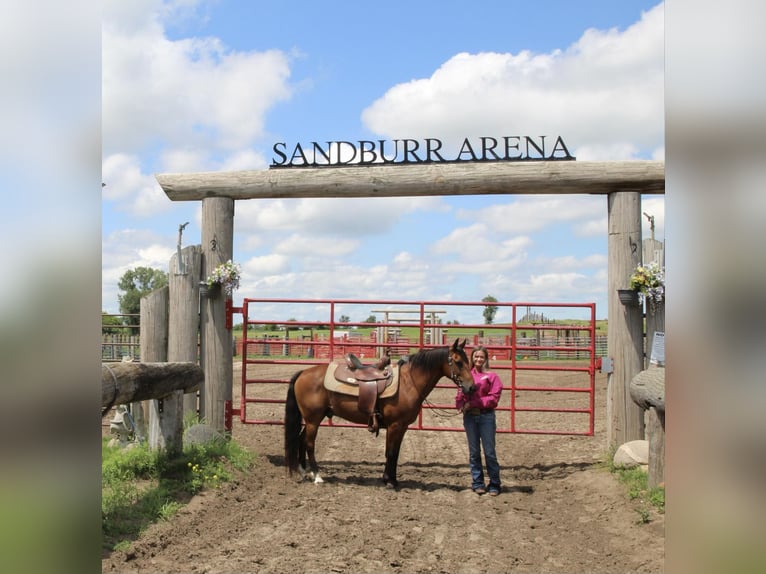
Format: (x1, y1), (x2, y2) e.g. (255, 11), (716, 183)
(382, 424), (406, 489)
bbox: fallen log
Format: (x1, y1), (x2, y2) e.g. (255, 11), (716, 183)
(102, 362), (203, 410)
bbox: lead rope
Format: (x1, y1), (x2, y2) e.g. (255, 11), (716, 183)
(423, 354), (463, 418)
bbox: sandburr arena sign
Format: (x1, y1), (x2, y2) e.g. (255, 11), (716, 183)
(271, 135), (574, 168)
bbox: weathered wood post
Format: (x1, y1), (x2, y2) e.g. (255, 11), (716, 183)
(169, 244), (203, 417)
(140, 287), (183, 454)
(607, 191), (645, 448)
(645, 300), (665, 488)
(200, 197), (234, 434)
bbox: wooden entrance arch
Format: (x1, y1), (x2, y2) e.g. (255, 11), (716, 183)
(156, 159), (665, 449)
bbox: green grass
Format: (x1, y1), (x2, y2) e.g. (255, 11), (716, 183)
(602, 449), (665, 524)
(101, 435), (254, 553)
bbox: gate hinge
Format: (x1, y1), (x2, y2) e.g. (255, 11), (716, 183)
(225, 299), (243, 330)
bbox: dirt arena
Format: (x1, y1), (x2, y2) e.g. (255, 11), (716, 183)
(102, 360), (664, 573)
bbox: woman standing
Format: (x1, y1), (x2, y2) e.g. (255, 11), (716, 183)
(455, 346), (503, 496)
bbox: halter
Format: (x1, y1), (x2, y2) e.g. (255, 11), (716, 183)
(447, 355), (465, 388)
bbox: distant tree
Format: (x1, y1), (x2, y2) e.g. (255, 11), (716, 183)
(482, 295), (499, 325)
(339, 315), (350, 323)
(364, 315), (377, 323)
(101, 312), (124, 334)
(117, 267), (169, 324)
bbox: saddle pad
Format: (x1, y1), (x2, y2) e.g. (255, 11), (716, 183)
(323, 362), (399, 398)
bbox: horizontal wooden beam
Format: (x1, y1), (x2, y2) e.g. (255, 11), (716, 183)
(156, 160), (665, 201)
(102, 362), (203, 409)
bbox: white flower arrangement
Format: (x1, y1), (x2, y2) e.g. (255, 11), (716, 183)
(205, 260), (241, 296)
(629, 261), (665, 305)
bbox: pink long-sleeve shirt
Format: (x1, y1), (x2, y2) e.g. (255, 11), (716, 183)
(455, 367), (503, 411)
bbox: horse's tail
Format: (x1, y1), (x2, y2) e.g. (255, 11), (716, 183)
(284, 370), (304, 476)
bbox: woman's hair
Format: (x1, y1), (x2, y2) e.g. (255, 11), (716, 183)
(471, 345), (490, 369)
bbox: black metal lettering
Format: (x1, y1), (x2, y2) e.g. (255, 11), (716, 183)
(402, 139), (422, 162)
(456, 138), (478, 161)
(425, 138), (446, 162)
(379, 139), (401, 163)
(524, 136), (546, 159)
(480, 137), (501, 160)
(503, 136), (521, 159)
(271, 142), (287, 166)
(334, 141), (358, 164)
(312, 141), (332, 165)
(551, 136), (575, 159)
(359, 140), (378, 164)
(289, 143), (309, 166)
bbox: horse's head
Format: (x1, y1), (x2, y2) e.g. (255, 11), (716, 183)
(447, 339), (476, 395)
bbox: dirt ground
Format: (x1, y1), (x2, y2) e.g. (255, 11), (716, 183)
(102, 361), (664, 574)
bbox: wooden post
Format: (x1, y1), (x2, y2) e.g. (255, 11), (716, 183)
(607, 192), (645, 448)
(647, 405), (665, 488)
(169, 245), (203, 417)
(200, 197), (234, 433)
(135, 288), (166, 443)
(645, 300), (665, 488)
(140, 287), (182, 454)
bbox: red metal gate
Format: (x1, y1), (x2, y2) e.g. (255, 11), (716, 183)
(235, 298), (599, 435)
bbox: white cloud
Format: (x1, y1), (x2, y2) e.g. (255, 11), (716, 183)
(575, 216), (607, 237)
(235, 196), (446, 236)
(243, 253), (290, 276)
(362, 3), (664, 160)
(102, 154), (147, 200)
(219, 149), (269, 172)
(457, 195), (604, 234)
(546, 253), (607, 271)
(103, 6), (292, 154)
(101, 227), (176, 311)
(516, 272), (590, 301)
(275, 234), (359, 258)
(102, 0), (293, 216)
(103, 153), (174, 216)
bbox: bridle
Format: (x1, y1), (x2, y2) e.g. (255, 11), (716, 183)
(448, 353), (473, 394)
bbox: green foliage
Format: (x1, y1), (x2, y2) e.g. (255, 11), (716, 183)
(102, 312), (125, 334)
(117, 267), (169, 323)
(102, 437), (254, 552)
(602, 448), (665, 524)
(482, 295), (498, 325)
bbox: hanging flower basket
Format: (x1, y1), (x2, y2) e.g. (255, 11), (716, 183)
(617, 289), (640, 307)
(204, 260), (241, 298)
(629, 261), (665, 306)
(199, 281), (220, 298)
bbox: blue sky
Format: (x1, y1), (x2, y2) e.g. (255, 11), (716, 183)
(102, 0), (665, 322)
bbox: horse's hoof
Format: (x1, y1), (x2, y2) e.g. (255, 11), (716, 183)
(385, 482), (397, 490)
(313, 474), (324, 484)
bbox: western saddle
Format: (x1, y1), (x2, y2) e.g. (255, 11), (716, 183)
(333, 351), (392, 435)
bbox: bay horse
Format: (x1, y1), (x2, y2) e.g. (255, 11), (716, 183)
(284, 339), (476, 488)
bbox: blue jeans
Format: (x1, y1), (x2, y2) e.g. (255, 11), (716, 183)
(463, 410), (501, 491)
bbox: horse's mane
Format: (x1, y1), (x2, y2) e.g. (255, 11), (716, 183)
(405, 346), (455, 372)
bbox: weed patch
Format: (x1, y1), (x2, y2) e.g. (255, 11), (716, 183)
(102, 437), (254, 552)
(601, 448), (664, 524)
